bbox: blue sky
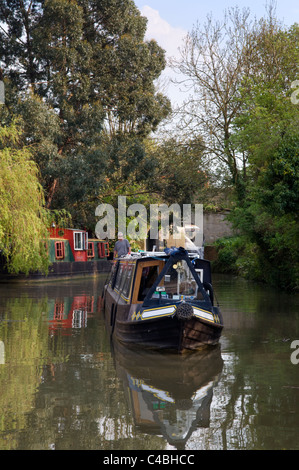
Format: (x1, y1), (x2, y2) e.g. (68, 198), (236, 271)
(134, 0), (299, 31)
(134, 1), (299, 106)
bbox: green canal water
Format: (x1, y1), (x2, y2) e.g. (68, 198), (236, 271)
(0, 273), (298, 450)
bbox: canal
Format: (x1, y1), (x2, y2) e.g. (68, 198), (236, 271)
(0, 273), (298, 450)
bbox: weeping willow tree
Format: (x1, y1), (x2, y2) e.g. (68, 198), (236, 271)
(0, 121), (50, 275)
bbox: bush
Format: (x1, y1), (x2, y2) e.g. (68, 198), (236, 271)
(213, 233), (298, 291)
(212, 236), (244, 274)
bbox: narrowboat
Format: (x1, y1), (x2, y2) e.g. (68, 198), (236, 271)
(103, 247), (223, 353)
(0, 226), (112, 281)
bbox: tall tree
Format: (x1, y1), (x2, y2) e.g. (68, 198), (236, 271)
(0, 0), (171, 225)
(171, 6), (255, 201)
(0, 0), (42, 91)
(145, 136), (208, 205)
(172, 4), (299, 288)
(229, 22), (299, 289)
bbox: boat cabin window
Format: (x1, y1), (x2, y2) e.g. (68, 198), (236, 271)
(114, 262), (135, 301)
(148, 259), (204, 301)
(55, 241), (65, 259)
(98, 242), (109, 258)
(138, 265), (159, 301)
(114, 263), (125, 291)
(74, 231), (87, 250)
(87, 242), (94, 258)
(132, 259), (165, 304)
(122, 264), (134, 299)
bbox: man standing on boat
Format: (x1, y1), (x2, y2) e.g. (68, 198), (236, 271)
(114, 232), (131, 259)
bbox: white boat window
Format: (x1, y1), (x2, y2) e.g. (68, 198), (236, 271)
(74, 231), (86, 250)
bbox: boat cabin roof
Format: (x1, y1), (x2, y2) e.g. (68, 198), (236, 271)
(110, 250), (212, 305)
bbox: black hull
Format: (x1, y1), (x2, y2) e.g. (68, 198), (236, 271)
(0, 260), (112, 282)
(105, 307), (223, 353)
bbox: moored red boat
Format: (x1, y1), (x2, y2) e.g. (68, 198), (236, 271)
(0, 226), (111, 281)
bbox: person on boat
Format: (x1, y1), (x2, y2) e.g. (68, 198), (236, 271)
(113, 232), (131, 259)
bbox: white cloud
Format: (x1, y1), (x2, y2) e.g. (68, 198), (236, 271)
(141, 6), (187, 60)
(140, 6), (189, 107)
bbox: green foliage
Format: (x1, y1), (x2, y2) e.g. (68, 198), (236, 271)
(214, 229), (298, 290)
(18, 93), (63, 190)
(213, 235), (271, 281)
(144, 136), (208, 205)
(0, 121), (50, 275)
(222, 20), (299, 290)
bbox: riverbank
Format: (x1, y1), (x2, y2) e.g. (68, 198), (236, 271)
(207, 236), (298, 292)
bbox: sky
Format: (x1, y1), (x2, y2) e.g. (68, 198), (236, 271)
(134, 0), (299, 106)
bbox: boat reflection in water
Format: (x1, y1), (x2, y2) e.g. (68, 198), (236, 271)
(112, 343), (223, 449)
(47, 294), (97, 334)
(42, 281), (104, 335)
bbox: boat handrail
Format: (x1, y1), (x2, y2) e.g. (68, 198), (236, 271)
(121, 250), (201, 259)
(116, 251), (168, 260)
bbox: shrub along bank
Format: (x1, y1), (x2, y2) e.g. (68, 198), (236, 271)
(212, 234), (298, 292)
